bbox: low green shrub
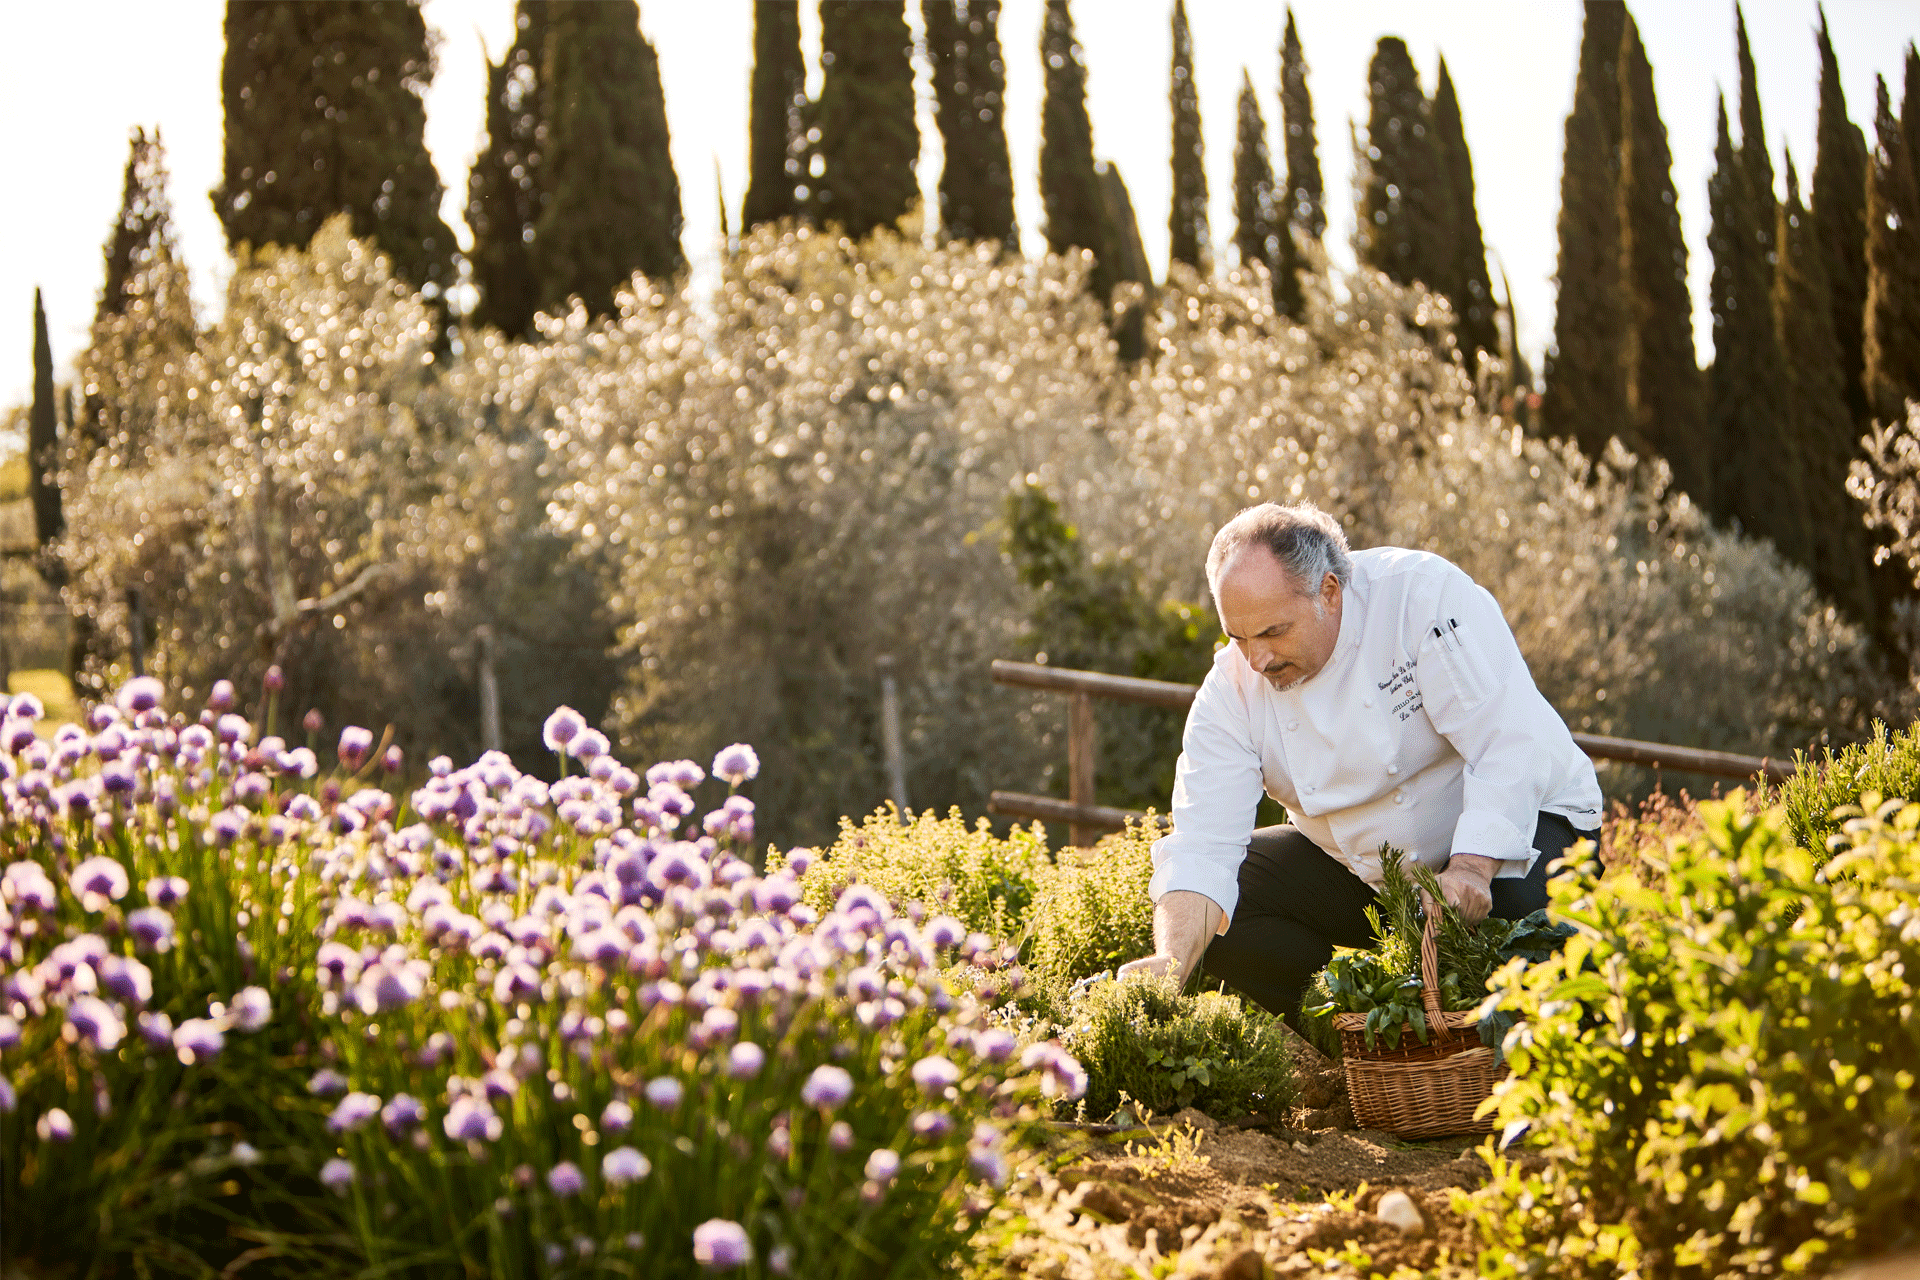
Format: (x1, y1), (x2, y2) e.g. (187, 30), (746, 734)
(1778, 719), (1920, 863)
(1468, 795), (1920, 1277)
(789, 811), (1157, 998)
(1054, 973), (1295, 1123)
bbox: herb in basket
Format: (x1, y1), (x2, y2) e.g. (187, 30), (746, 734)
(1302, 848), (1575, 1056)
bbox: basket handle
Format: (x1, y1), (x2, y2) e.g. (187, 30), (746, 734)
(1419, 908), (1454, 1042)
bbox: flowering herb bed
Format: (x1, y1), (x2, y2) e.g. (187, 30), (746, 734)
(0, 676), (1084, 1277)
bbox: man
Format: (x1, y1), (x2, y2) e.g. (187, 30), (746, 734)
(1119, 502), (1601, 1028)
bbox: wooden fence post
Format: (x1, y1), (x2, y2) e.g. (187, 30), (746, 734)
(477, 625), (501, 753)
(878, 654), (909, 819)
(125, 587), (145, 677)
(1069, 690), (1096, 848)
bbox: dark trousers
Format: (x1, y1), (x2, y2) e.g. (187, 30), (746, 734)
(1200, 811), (1596, 1031)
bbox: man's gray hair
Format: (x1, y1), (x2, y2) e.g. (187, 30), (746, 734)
(1205, 501), (1353, 601)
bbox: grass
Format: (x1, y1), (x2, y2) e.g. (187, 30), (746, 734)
(8, 668), (78, 731)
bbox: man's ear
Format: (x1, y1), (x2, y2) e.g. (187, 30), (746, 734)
(1322, 572), (1341, 609)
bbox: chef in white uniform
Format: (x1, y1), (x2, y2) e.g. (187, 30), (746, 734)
(1119, 501), (1602, 1026)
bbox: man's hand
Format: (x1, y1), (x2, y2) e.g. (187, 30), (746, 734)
(1116, 890), (1224, 988)
(1425, 854), (1498, 925)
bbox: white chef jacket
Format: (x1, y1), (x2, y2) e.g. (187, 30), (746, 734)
(1148, 546), (1602, 925)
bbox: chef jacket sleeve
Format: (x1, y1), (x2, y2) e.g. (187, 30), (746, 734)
(1148, 657), (1266, 924)
(1414, 568), (1570, 879)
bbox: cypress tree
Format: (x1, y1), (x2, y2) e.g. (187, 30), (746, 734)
(1167, 0), (1208, 273)
(1863, 66), (1920, 422)
(1356, 38), (1452, 295)
(1812, 9), (1871, 426)
(1429, 59), (1496, 359)
(468, 1), (551, 338)
(1735, 7), (1775, 238)
(1040, 0), (1116, 302)
(1709, 96), (1809, 565)
(744, 0), (810, 231)
(214, 1), (455, 301)
(534, 0), (684, 319)
(1233, 70), (1301, 318)
(1096, 162), (1152, 361)
(76, 128), (197, 459)
(1498, 268), (1535, 429)
(815, 1), (919, 240)
(1541, 1), (1627, 459)
(29, 290), (62, 550)
(1775, 154), (1876, 623)
(926, 0), (1016, 244)
(1616, 12), (1705, 499)
(1278, 10), (1323, 240)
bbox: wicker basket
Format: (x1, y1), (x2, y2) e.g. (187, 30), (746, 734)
(1331, 911), (1506, 1138)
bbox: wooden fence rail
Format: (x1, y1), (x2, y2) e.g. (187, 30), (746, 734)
(985, 658), (1797, 845)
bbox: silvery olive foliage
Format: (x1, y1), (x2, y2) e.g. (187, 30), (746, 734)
(1850, 399), (1920, 583)
(55, 216), (1904, 847)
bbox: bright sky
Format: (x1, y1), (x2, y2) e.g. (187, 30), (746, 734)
(5, 1), (1919, 408)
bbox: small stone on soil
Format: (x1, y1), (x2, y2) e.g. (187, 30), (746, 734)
(1376, 1188), (1426, 1236)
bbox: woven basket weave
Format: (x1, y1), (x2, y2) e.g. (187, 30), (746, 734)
(1331, 911), (1506, 1138)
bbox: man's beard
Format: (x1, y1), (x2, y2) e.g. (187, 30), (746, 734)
(1264, 667), (1308, 692)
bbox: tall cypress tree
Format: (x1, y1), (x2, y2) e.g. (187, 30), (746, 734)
(468, 1), (551, 338)
(534, 0), (684, 319)
(1167, 0), (1208, 273)
(76, 128), (197, 459)
(1863, 64), (1920, 422)
(1616, 12), (1705, 498)
(1498, 267), (1535, 429)
(743, 0), (810, 231)
(1040, 0), (1116, 302)
(1357, 38), (1452, 295)
(28, 291), (62, 551)
(1709, 96), (1809, 565)
(1541, 1), (1627, 459)
(1233, 70), (1301, 319)
(927, 0), (1016, 244)
(214, 1), (454, 300)
(1775, 154), (1876, 623)
(1812, 10), (1871, 427)
(1278, 10), (1323, 241)
(1429, 59), (1496, 359)
(815, 1), (919, 240)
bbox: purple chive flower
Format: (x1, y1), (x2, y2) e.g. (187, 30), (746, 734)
(973, 1028), (1017, 1062)
(692, 1219), (752, 1271)
(116, 676), (164, 714)
(968, 1144), (1009, 1187)
(67, 996), (126, 1051)
(0, 1075), (14, 1114)
(567, 729), (609, 762)
(864, 1149), (902, 1184)
(208, 680), (236, 712)
(712, 744), (760, 787)
(98, 955), (152, 1007)
(10, 692), (45, 721)
(910, 1055), (961, 1097)
(0, 1016), (18, 1051)
(601, 1099), (634, 1132)
(229, 986), (272, 1033)
(356, 962), (424, 1013)
(602, 1145), (651, 1185)
(37, 1108), (76, 1143)
(547, 1162), (585, 1197)
(100, 760), (138, 796)
(443, 1095), (502, 1142)
(727, 1042), (767, 1080)
(319, 1158), (355, 1193)
(542, 707), (586, 752)
(912, 1110), (954, 1140)
(337, 726), (374, 770)
(277, 746), (319, 778)
(800, 1065), (854, 1111)
(381, 744), (403, 774)
(137, 1011), (173, 1047)
(70, 857), (130, 911)
(173, 1018), (225, 1063)
(381, 1094), (426, 1136)
(127, 909), (175, 953)
(308, 1068), (350, 1097)
(146, 876), (188, 908)
(4, 862), (59, 912)
(216, 713), (252, 745)
(207, 808), (248, 848)
(263, 665), (284, 694)
(643, 1077), (684, 1110)
(328, 1092), (382, 1134)
(303, 707), (324, 735)
(828, 1121), (855, 1152)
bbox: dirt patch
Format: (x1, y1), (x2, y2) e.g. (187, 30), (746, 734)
(982, 1125), (1492, 1279)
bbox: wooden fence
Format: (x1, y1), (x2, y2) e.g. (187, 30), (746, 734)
(984, 658), (1798, 847)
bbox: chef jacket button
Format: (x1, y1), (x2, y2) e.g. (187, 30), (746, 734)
(1305, 784), (1316, 794)
(1392, 790), (1405, 804)
(1286, 720), (1298, 732)
(1386, 764), (1399, 776)
(1363, 698), (1373, 709)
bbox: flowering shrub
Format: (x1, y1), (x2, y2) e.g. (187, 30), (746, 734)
(1468, 796), (1920, 1276)
(1776, 719), (1920, 864)
(0, 678), (1085, 1276)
